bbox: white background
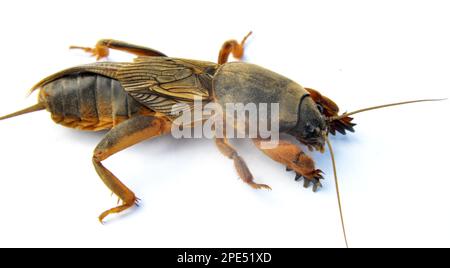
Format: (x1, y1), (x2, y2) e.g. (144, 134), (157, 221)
(0, 0), (449, 248)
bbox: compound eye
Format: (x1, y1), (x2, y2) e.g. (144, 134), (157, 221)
(316, 104), (324, 114)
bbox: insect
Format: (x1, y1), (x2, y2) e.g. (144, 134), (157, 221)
(0, 32), (444, 247)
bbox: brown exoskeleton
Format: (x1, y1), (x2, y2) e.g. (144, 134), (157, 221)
(0, 32), (444, 247)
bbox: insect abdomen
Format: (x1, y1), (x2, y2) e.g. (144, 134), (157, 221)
(38, 73), (152, 131)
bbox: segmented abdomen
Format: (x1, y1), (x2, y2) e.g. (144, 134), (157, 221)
(38, 73), (153, 131)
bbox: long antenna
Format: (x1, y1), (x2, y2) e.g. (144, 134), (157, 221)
(326, 137), (349, 248)
(329, 98), (446, 121)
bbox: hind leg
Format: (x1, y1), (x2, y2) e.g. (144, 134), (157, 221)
(217, 31), (252, 64)
(253, 138), (323, 192)
(70, 39), (167, 60)
(93, 115), (171, 223)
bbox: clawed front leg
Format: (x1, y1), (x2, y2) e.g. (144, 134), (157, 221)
(293, 162), (324, 192)
(253, 138), (323, 192)
(305, 87), (356, 135)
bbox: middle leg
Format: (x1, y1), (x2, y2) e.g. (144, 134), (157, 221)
(215, 137), (271, 190)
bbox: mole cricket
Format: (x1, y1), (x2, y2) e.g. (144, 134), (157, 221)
(0, 32), (444, 247)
